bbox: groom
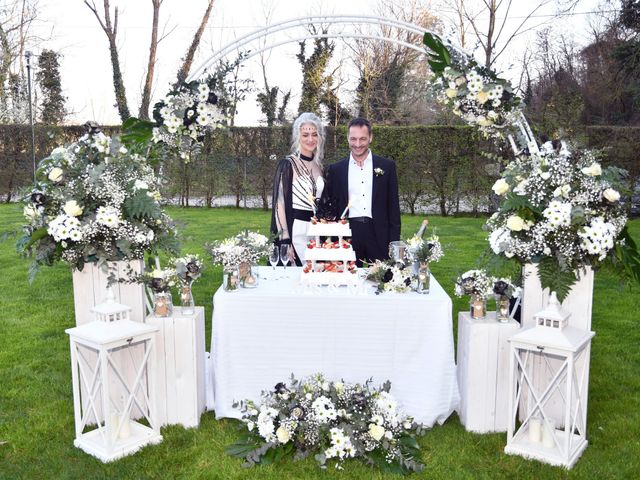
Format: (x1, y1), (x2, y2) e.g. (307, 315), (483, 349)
(323, 117), (401, 264)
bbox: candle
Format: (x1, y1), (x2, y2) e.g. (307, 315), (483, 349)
(528, 416), (542, 443)
(542, 419), (556, 448)
(340, 199), (352, 219)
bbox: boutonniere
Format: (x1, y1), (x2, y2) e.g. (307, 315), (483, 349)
(374, 167), (385, 177)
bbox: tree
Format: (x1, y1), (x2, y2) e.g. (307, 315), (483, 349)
(35, 49), (65, 124)
(84, 0), (130, 121)
(438, 0), (580, 69)
(138, 0), (162, 120)
(175, 0), (216, 86)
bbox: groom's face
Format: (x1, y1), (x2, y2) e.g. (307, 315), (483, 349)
(348, 125), (372, 161)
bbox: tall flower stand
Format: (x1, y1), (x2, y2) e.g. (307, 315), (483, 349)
(65, 320), (162, 462)
(145, 306), (206, 428)
(457, 312), (520, 432)
(521, 264), (594, 426)
(72, 260), (147, 325)
(505, 296), (594, 468)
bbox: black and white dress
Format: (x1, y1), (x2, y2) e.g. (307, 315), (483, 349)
(270, 153), (324, 264)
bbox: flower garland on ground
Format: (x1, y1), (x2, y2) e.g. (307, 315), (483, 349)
(226, 374), (424, 474)
(17, 128), (179, 278)
(485, 142), (630, 299)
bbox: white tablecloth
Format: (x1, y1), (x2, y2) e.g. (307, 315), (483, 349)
(209, 267), (460, 426)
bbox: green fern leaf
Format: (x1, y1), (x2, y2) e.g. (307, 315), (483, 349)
(537, 257), (577, 302)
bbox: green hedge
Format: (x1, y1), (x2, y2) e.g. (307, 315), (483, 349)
(2, 124), (638, 214)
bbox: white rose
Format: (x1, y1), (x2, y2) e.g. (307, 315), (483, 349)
(48, 167), (64, 182)
(476, 90), (489, 104)
(384, 430), (393, 440)
(445, 88), (458, 98)
(63, 200), (83, 217)
(275, 426), (290, 444)
(368, 424), (385, 441)
(603, 188), (620, 202)
(491, 178), (510, 196)
(23, 204), (40, 220)
(581, 163), (602, 176)
(540, 171), (551, 180)
(134, 179), (149, 190)
(506, 215), (525, 232)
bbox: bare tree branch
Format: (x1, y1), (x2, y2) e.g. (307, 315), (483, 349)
(175, 0), (216, 85)
(139, 0), (162, 120)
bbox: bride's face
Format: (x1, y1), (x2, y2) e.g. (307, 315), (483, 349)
(299, 124), (318, 156)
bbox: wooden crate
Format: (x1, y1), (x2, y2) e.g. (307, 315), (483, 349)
(457, 311), (520, 433)
(146, 306), (206, 428)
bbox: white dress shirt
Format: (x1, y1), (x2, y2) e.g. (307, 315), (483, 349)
(348, 150), (373, 218)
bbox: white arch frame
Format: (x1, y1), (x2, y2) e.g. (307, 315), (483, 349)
(188, 14), (537, 154)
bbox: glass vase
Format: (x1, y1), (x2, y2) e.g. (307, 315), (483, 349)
(469, 294), (486, 319)
(495, 294), (511, 322)
(416, 262), (430, 294)
(239, 261), (259, 288)
(223, 268), (239, 292)
(153, 291), (173, 317)
(179, 285), (195, 315)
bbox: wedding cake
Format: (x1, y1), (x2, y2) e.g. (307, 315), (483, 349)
(301, 218), (358, 286)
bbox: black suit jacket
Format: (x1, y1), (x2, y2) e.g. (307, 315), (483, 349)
(323, 154), (401, 256)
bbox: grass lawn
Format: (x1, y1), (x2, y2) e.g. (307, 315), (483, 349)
(1, 203), (639, 479)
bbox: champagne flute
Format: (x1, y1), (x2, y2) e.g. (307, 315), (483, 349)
(279, 244), (290, 278)
(268, 245), (279, 280)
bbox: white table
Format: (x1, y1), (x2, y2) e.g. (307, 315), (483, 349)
(209, 266), (460, 427)
(456, 312), (520, 433)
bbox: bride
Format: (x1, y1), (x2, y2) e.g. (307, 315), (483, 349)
(270, 112), (326, 265)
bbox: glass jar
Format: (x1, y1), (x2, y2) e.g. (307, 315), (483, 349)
(153, 291), (173, 317)
(180, 284), (195, 315)
(239, 261), (259, 288)
(223, 268), (239, 292)
(416, 262), (430, 294)
(495, 294), (511, 322)
(469, 294), (486, 319)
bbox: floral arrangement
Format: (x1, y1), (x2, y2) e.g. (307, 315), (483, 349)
(406, 232), (444, 264)
(227, 374), (424, 474)
(206, 230), (271, 270)
(169, 254), (203, 287)
(152, 77), (226, 162)
(423, 33), (522, 139)
(492, 277), (521, 299)
(366, 260), (413, 294)
(485, 142), (631, 300)
(17, 128), (179, 278)
(120, 263), (177, 293)
(454, 269), (493, 299)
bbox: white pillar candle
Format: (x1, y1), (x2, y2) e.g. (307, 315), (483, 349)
(528, 416), (542, 443)
(542, 419), (556, 448)
(340, 199), (352, 219)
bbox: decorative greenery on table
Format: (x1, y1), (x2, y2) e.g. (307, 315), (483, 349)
(366, 260), (414, 294)
(226, 374), (425, 474)
(406, 230), (444, 264)
(16, 127), (179, 279)
(206, 230), (271, 271)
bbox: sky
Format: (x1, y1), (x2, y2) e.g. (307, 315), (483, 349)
(32, 0), (602, 126)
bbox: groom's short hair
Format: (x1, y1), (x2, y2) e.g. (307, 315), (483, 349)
(348, 117), (372, 134)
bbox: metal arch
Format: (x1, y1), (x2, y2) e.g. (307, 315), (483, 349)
(187, 14), (465, 81)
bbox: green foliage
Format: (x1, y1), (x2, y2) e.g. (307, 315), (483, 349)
(536, 256), (578, 302)
(36, 50), (66, 124)
(422, 33), (451, 73)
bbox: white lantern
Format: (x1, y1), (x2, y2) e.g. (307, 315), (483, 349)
(505, 295), (594, 468)
(91, 286), (132, 323)
(66, 320), (162, 462)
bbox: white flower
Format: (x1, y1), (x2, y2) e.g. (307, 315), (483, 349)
(445, 88), (458, 98)
(581, 162), (602, 176)
(492, 178), (510, 195)
(23, 204), (40, 220)
(603, 188), (620, 202)
(96, 206), (121, 227)
(553, 184), (571, 198)
(63, 200), (83, 217)
(247, 421), (254, 431)
(540, 171), (551, 180)
(368, 424), (385, 441)
(134, 179), (149, 190)
(48, 167), (64, 182)
(506, 215), (525, 231)
(275, 426), (290, 444)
